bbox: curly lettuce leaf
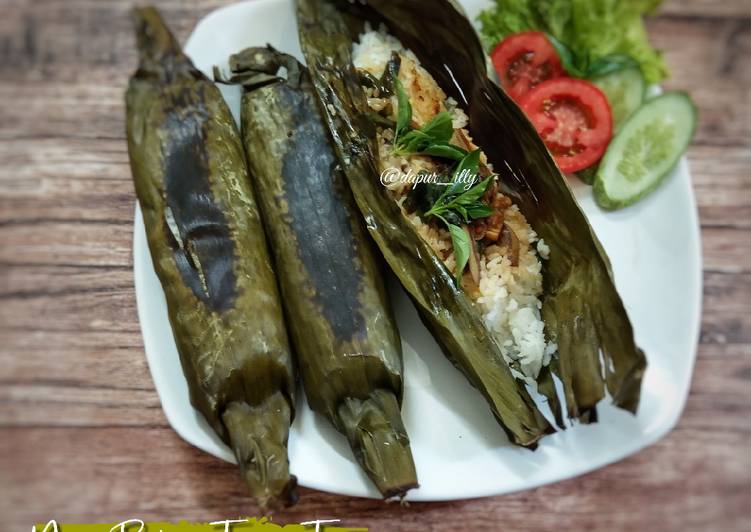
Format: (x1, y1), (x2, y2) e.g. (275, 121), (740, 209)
(478, 0), (668, 83)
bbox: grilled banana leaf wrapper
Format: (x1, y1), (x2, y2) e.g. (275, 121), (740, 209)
(297, 0), (646, 434)
(297, 0), (551, 447)
(220, 46), (417, 498)
(126, 8), (297, 509)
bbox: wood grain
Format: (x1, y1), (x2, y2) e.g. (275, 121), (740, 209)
(1, 0), (750, 530)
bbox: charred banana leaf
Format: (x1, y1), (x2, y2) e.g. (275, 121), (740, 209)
(297, 0), (551, 447)
(222, 46), (417, 498)
(297, 0), (646, 427)
(126, 8), (297, 509)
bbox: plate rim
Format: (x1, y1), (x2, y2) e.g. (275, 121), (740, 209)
(131, 0), (703, 501)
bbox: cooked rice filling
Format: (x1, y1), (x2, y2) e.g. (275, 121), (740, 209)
(353, 28), (555, 380)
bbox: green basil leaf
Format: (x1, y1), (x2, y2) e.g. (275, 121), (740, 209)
(420, 112), (455, 144)
(395, 78), (412, 138)
(405, 176), (451, 214)
(456, 175), (493, 205)
(453, 204), (469, 223)
(397, 129), (431, 153)
(448, 224), (471, 283)
(448, 149), (482, 195)
(421, 143), (467, 160)
(442, 210), (463, 226)
(466, 204), (494, 219)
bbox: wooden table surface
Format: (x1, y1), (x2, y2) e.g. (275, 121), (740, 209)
(1, 0), (750, 530)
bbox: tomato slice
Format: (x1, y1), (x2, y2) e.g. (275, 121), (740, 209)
(491, 31), (565, 103)
(519, 78), (613, 173)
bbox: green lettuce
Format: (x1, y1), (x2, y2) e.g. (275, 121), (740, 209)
(478, 0), (668, 83)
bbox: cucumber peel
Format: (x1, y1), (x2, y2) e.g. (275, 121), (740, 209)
(592, 66), (646, 132)
(594, 92), (697, 210)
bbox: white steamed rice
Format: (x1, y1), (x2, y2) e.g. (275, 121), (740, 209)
(353, 28), (555, 381)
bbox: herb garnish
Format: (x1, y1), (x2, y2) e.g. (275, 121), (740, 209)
(393, 79), (467, 161)
(394, 78), (413, 144)
(427, 173), (494, 283)
(425, 150), (495, 282)
(392, 79), (496, 283)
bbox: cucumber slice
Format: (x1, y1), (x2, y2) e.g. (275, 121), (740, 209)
(593, 67), (646, 132)
(594, 92), (697, 211)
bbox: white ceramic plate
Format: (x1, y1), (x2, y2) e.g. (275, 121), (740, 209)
(133, 0), (702, 501)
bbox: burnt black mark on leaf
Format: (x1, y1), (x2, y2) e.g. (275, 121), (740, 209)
(162, 85), (237, 312)
(277, 82), (366, 339)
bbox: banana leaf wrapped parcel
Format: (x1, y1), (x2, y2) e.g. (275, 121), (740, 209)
(218, 46), (418, 499)
(126, 8), (297, 509)
(296, 0), (646, 440)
